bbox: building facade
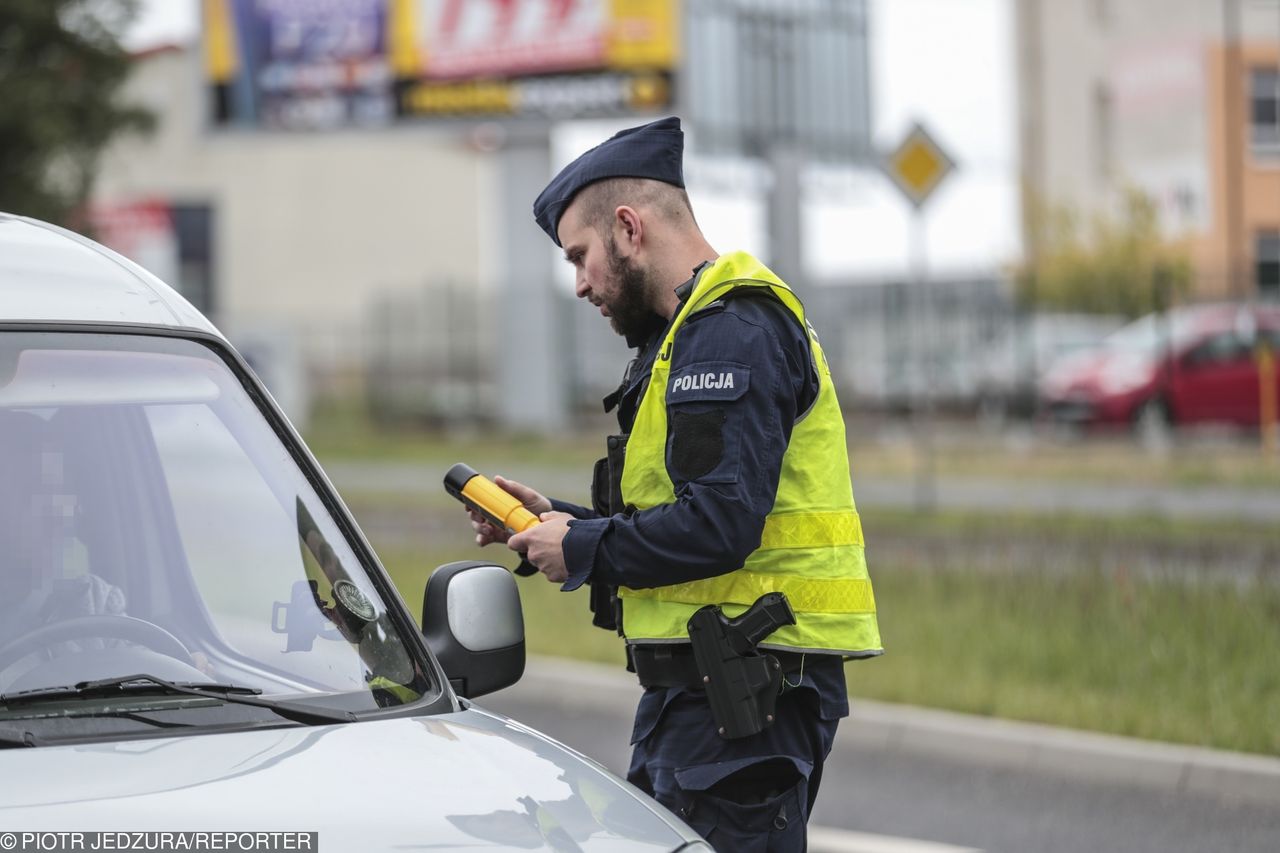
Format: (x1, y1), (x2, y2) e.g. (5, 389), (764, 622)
(1017, 0), (1280, 299)
(93, 44), (499, 418)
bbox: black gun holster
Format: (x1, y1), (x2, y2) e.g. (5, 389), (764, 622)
(587, 434), (630, 633)
(686, 592), (798, 739)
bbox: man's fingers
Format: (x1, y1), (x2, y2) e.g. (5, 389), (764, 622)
(493, 474), (521, 492)
(494, 475), (551, 514)
(465, 507), (505, 545)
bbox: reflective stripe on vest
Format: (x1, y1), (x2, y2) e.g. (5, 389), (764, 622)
(620, 571), (876, 614)
(759, 510), (865, 550)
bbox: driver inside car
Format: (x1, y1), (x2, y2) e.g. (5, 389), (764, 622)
(0, 409), (212, 686)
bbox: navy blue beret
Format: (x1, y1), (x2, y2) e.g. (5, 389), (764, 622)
(533, 116), (685, 246)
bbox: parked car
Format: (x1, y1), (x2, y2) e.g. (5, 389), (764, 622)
(0, 213), (706, 851)
(1038, 303), (1280, 436)
(973, 313), (1125, 421)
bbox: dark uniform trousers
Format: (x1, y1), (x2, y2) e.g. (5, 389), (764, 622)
(626, 655), (845, 852)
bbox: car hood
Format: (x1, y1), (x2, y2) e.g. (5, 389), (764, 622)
(1040, 348), (1153, 397)
(0, 706), (694, 852)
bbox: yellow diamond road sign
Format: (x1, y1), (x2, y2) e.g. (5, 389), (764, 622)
(883, 122), (955, 208)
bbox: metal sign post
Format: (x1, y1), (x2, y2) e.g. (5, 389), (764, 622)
(683, 0), (873, 286)
(882, 122), (956, 511)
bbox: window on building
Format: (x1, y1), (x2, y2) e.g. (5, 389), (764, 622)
(170, 204), (215, 316)
(1259, 231), (1280, 296)
(1251, 68), (1280, 157)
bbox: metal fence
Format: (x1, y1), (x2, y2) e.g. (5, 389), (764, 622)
(290, 273), (1280, 429)
(356, 275), (1031, 425)
(363, 282), (499, 426)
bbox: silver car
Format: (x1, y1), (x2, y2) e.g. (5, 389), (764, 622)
(0, 213), (706, 852)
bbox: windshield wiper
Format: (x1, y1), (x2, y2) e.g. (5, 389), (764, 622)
(1, 677), (261, 702)
(0, 674), (355, 726)
(0, 727), (42, 749)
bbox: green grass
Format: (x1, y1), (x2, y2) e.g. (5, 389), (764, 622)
(306, 401), (1280, 491)
(850, 437), (1280, 490)
(861, 506), (1280, 552)
(350, 492), (1280, 555)
(305, 398), (604, 470)
(852, 565), (1280, 755)
(375, 536), (1280, 757)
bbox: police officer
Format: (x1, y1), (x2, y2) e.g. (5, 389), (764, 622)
(469, 117), (882, 852)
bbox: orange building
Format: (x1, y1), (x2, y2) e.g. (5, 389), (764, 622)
(1204, 33), (1280, 297)
(1017, 0), (1280, 299)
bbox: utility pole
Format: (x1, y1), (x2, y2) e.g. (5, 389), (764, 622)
(684, 0), (872, 288)
(1223, 0), (1244, 297)
(494, 124), (567, 433)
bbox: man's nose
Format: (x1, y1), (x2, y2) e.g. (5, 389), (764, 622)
(574, 273), (590, 299)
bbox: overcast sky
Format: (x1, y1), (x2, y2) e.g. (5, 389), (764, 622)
(126, 0), (1019, 282)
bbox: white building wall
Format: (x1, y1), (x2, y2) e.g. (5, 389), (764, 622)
(1020, 0), (1224, 233)
(95, 46), (494, 368)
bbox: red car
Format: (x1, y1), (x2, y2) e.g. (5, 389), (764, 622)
(1038, 303), (1280, 433)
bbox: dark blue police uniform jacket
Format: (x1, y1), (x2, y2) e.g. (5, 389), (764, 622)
(537, 266), (849, 851)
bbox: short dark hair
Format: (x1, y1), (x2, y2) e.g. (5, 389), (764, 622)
(573, 177), (695, 238)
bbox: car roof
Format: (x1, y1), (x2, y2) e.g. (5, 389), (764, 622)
(0, 213), (221, 338)
(1173, 301), (1280, 322)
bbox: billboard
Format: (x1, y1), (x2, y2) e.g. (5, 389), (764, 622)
(684, 0), (871, 163)
(204, 0), (677, 129)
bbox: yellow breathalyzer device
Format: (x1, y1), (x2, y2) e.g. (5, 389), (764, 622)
(444, 463), (541, 535)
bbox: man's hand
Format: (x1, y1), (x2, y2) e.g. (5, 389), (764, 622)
(466, 475), (552, 546)
(507, 512), (573, 583)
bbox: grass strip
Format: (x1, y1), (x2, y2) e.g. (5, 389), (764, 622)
(861, 506), (1280, 551)
(376, 542), (1280, 756)
(851, 563), (1280, 756)
(305, 403), (1280, 491)
(347, 496), (1280, 556)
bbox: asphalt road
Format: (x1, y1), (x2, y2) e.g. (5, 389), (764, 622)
(478, 661), (1280, 853)
(331, 459), (1280, 583)
(326, 460), (1280, 523)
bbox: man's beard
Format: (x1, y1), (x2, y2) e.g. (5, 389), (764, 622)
(604, 237), (660, 340)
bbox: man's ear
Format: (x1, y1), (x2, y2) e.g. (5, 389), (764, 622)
(613, 205), (642, 252)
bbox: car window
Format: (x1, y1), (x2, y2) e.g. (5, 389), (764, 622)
(1107, 312), (1199, 357)
(0, 332), (429, 712)
(1183, 331), (1249, 367)
(147, 403), (375, 690)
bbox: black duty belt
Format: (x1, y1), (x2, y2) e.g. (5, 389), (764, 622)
(629, 643), (809, 689)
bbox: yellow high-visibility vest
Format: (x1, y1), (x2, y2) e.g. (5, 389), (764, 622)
(618, 251), (882, 657)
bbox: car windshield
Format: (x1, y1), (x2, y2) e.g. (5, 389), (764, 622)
(0, 331), (431, 728)
(1104, 312), (1199, 357)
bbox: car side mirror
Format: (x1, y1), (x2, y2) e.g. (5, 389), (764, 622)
(422, 561), (525, 699)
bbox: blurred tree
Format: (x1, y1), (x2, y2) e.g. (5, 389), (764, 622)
(0, 0), (154, 225)
(1016, 188), (1194, 318)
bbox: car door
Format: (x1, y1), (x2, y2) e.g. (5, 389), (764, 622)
(1260, 322), (1280, 427)
(1170, 329), (1257, 424)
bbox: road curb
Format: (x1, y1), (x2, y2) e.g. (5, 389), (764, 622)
(522, 655), (1280, 805)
